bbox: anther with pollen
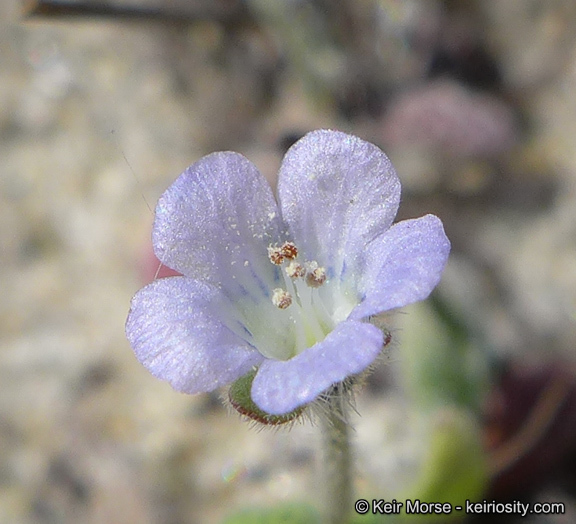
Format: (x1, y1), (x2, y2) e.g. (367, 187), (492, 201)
(285, 261), (305, 279)
(272, 288), (292, 309)
(279, 241), (298, 260)
(267, 245), (285, 265)
(267, 241), (299, 265)
(267, 241), (327, 309)
(305, 263), (326, 288)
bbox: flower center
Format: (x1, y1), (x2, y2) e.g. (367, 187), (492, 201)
(268, 242), (334, 359)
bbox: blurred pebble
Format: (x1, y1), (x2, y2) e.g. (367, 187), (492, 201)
(380, 79), (517, 159)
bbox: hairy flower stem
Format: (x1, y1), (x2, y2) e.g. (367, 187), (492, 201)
(320, 386), (353, 524)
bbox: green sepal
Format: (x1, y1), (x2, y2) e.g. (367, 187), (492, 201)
(228, 369), (305, 425)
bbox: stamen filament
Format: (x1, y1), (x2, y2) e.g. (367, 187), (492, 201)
(311, 289), (336, 330)
(293, 277), (326, 345)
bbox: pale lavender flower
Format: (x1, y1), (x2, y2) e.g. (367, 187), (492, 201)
(126, 130), (450, 415)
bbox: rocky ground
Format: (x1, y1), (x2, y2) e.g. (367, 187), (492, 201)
(1, 1), (575, 523)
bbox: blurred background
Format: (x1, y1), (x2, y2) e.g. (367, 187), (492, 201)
(1, 0), (575, 522)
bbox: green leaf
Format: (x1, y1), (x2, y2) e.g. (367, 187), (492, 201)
(222, 503), (320, 524)
(398, 300), (489, 412)
(396, 408), (488, 521)
(354, 409), (487, 524)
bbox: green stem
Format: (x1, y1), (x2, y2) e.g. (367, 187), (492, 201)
(320, 386), (353, 524)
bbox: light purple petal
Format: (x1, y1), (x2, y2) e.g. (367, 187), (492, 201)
(277, 130), (401, 280)
(350, 214), (450, 320)
(153, 152), (283, 300)
(126, 277), (263, 394)
(251, 320), (384, 415)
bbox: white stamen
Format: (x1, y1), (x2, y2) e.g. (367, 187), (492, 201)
(267, 242), (333, 356)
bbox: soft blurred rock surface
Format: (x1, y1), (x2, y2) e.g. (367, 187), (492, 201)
(1, 0), (576, 522)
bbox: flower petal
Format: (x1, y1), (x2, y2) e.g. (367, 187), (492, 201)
(153, 152), (282, 299)
(126, 277), (263, 394)
(251, 320), (384, 414)
(277, 130), (401, 280)
(350, 214), (450, 320)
